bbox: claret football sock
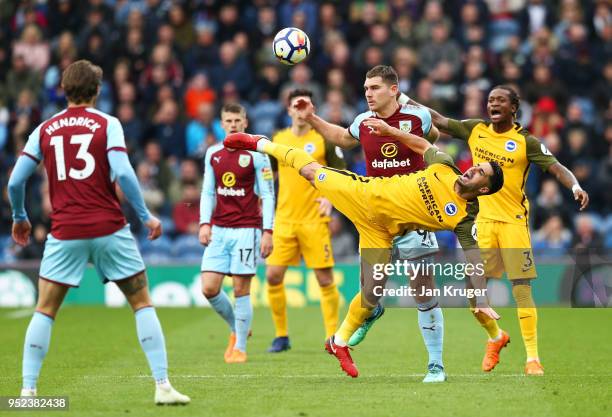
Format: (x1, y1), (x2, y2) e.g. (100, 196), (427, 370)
(268, 282), (288, 337)
(207, 290), (236, 332)
(259, 140), (317, 171)
(22, 312), (54, 390)
(320, 283), (340, 339)
(135, 307), (168, 382)
(512, 284), (539, 360)
(234, 295), (253, 353)
(417, 298), (444, 367)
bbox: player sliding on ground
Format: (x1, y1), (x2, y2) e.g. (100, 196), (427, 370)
(299, 65), (449, 383)
(224, 123), (504, 378)
(405, 86), (589, 375)
(7, 60), (189, 404)
(199, 103), (275, 363)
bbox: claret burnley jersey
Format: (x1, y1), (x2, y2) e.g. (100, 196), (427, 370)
(348, 104), (433, 177)
(445, 120), (558, 225)
(22, 106), (128, 239)
(201, 143), (274, 229)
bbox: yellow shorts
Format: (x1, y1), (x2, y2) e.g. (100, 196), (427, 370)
(476, 220), (536, 279)
(266, 221), (334, 268)
(313, 167), (393, 250)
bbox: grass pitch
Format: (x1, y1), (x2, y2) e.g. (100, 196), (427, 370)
(0, 306), (610, 417)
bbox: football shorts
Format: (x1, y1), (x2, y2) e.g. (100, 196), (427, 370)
(201, 226), (262, 276)
(266, 221), (334, 268)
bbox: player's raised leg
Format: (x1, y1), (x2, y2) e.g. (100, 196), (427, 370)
(116, 272), (190, 405)
(21, 278), (69, 397)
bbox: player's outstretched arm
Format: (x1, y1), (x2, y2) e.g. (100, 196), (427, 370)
(547, 162), (589, 211)
(108, 150), (160, 240)
(7, 156), (38, 245)
(362, 117), (433, 155)
(525, 134), (589, 211)
(253, 153), (275, 258)
(294, 98), (359, 149)
(399, 93), (452, 133)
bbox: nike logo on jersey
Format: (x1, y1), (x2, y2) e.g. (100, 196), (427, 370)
(433, 173), (441, 181)
(478, 134), (487, 138)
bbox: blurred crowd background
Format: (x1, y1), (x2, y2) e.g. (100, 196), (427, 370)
(0, 0), (610, 264)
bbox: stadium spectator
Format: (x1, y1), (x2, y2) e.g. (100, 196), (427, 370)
(172, 182), (200, 235)
(572, 213), (605, 251)
(148, 99), (185, 159)
(209, 41), (252, 98)
(533, 213), (572, 255)
(168, 159), (201, 205)
(184, 72), (216, 119)
(12, 24), (49, 73)
(533, 179), (571, 229)
(185, 102), (224, 158)
(329, 212), (358, 263)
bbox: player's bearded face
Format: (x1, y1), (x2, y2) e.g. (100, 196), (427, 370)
(457, 163), (494, 195)
(221, 112), (247, 134)
(364, 76), (396, 112)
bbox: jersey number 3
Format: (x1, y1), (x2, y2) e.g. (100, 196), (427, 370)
(50, 134), (95, 181)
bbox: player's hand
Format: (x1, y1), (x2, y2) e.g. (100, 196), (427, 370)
(363, 118), (392, 136)
(199, 224), (212, 246)
(12, 220), (32, 246)
(574, 189), (589, 211)
(144, 216), (162, 240)
(260, 230), (273, 258)
(293, 98), (315, 120)
(316, 197), (333, 217)
(474, 306), (500, 320)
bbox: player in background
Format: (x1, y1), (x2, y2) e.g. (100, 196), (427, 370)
(405, 86), (589, 375)
(296, 65), (447, 382)
(7, 60), (189, 404)
(224, 125), (503, 378)
(265, 89), (344, 353)
(199, 103), (274, 363)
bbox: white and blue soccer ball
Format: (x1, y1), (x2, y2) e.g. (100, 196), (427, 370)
(273, 27), (310, 65)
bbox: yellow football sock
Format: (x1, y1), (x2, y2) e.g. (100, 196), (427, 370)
(262, 142), (316, 171)
(469, 297), (501, 340)
(336, 292), (373, 343)
(319, 283), (339, 339)
(513, 284), (539, 360)
(267, 282), (288, 337)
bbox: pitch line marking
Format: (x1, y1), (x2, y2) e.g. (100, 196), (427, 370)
(4, 308), (34, 319)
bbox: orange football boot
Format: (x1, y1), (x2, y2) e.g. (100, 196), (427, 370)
(482, 330), (510, 372)
(224, 333), (237, 362)
(525, 360), (544, 376)
(226, 349), (247, 364)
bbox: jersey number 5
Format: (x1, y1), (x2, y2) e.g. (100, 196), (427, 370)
(50, 134), (95, 181)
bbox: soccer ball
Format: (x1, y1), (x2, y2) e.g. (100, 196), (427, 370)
(273, 27), (310, 65)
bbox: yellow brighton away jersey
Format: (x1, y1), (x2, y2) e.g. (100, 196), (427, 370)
(272, 128), (345, 223)
(366, 148), (479, 249)
(446, 120), (558, 225)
